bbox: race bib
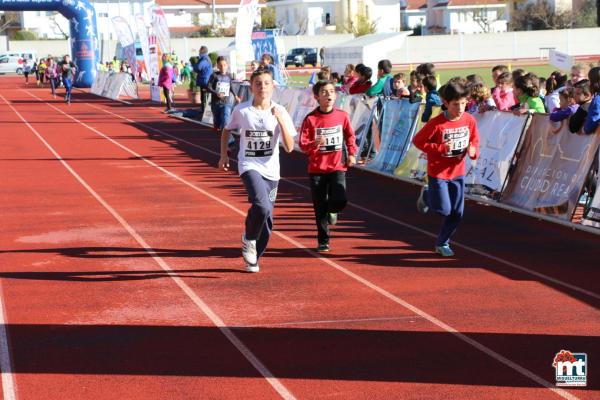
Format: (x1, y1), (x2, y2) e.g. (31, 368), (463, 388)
(244, 130), (274, 157)
(216, 81), (230, 95)
(442, 126), (470, 157)
(316, 125), (343, 152)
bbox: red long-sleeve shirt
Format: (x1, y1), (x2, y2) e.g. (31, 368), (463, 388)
(348, 80), (372, 95)
(412, 112), (480, 180)
(299, 108), (358, 174)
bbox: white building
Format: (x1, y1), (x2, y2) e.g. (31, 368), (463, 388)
(400, 0), (427, 30)
(425, 0), (508, 35)
(20, 0), (154, 40)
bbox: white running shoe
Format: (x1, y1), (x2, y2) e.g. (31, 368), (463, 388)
(241, 234), (257, 266)
(246, 263), (260, 273)
(416, 185), (429, 214)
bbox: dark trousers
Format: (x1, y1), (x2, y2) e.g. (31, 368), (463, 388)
(163, 87), (173, 110)
(309, 171), (348, 245)
(241, 170), (278, 260)
(49, 77), (58, 95)
(424, 175), (465, 247)
(198, 87), (209, 121)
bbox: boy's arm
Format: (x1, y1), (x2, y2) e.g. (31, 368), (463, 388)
(206, 74), (219, 97)
(468, 119), (480, 160)
(298, 117), (316, 154)
(273, 106), (296, 153)
(550, 108), (572, 122)
(412, 121), (445, 155)
(366, 77), (386, 97)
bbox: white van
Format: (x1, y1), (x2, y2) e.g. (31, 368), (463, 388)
(0, 51), (37, 74)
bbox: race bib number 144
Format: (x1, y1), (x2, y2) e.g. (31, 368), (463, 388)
(245, 130), (274, 157)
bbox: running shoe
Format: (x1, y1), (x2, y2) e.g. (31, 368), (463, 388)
(241, 234), (257, 266)
(416, 185), (429, 214)
(317, 243), (330, 252)
(246, 263), (260, 273)
(327, 213), (338, 225)
(434, 245), (454, 257)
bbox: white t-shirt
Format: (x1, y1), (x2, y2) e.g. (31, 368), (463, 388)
(226, 100), (297, 181)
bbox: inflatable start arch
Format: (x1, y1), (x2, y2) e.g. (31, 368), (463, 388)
(0, 0), (98, 87)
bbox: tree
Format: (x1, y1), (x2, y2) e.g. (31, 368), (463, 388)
(472, 8), (504, 33)
(0, 12), (18, 34)
(49, 12), (69, 39)
(510, 0), (573, 30)
(14, 29), (37, 40)
(572, 0), (597, 28)
(338, 13), (377, 36)
(261, 7), (276, 29)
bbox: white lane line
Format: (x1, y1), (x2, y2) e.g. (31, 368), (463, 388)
(23, 92), (579, 400)
(83, 99), (600, 302)
(2, 94), (296, 400)
(0, 280), (17, 400)
(253, 316), (423, 327)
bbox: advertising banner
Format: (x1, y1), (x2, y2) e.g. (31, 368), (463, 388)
(366, 99), (421, 175)
(150, 5), (171, 54)
(465, 111), (529, 199)
(135, 14), (151, 81)
(501, 115), (600, 220)
(234, 0), (259, 80)
(112, 16), (137, 76)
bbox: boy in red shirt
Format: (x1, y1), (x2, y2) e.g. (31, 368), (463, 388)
(412, 80), (480, 257)
(299, 80), (358, 252)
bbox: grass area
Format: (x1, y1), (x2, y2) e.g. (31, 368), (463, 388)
(285, 64), (560, 88)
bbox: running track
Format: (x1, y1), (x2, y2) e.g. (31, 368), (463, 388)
(0, 76), (598, 399)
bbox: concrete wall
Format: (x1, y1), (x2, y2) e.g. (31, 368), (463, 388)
(5, 28), (599, 66)
(4, 34), (354, 63)
(390, 28), (600, 64)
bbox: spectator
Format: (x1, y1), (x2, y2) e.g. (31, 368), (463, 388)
(492, 72), (516, 111)
(491, 65), (509, 95)
(193, 46), (213, 120)
(583, 67), (600, 134)
(341, 64), (358, 93)
(408, 71), (425, 104)
(366, 59), (394, 97)
(513, 75), (545, 114)
(416, 62), (435, 77)
(568, 63), (589, 88)
(549, 87), (578, 122)
(545, 71), (568, 112)
(392, 72), (410, 98)
(467, 83), (496, 114)
(349, 66), (372, 94)
(421, 75), (442, 123)
(569, 79), (592, 133)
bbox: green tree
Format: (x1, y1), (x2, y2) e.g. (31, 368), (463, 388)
(573, 0), (597, 28)
(344, 13), (377, 36)
(261, 7), (277, 29)
(13, 29), (38, 40)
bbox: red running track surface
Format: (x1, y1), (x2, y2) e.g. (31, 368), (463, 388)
(0, 76), (598, 400)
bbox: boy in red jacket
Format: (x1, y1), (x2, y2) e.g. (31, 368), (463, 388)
(299, 80), (358, 252)
(412, 79), (480, 257)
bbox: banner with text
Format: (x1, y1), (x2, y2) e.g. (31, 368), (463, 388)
(501, 115), (600, 220)
(366, 99), (421, 174)
(465, 111), (529, 199)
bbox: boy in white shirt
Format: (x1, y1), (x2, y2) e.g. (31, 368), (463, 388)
(218, 68), (297, 272)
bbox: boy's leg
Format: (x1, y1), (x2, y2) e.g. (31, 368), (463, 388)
(223, 104), (235, 147)
(241, 170), (277, 260)
(426, 177), (453, 247)
(327, 171), (348, 214)
(437, 176), (465, 247)
(309, 174), (330, 246)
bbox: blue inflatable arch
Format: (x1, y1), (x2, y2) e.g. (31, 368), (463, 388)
(0, 0), (98, 87)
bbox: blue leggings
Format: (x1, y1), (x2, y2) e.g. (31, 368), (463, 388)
(424, 176), (465, 247)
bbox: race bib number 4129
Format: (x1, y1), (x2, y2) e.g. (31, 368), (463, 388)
(245, 130), (274, 157)
(317, 125), (343, 152)
(442, 126), (470, 157)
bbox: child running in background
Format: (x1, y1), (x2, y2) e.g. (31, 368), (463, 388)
(158, 55), (174, 112)
(37, 59), (47, 87)
(208, 56), (239, 147)
(549, 87), (578, 122)
(59, 55), (76, 105)
(45, 58), (59, 98)
(392, 72), (410, 98)
(218, 68), (297, 273)
(421, 75), (442, 122)
(23, 60), (31, 84)
(299, 80), (357, 252)
(513, 74), (545, 114)
(412, 79), (479, 257)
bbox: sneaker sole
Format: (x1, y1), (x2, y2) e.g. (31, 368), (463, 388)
(246, 264), (260, 273)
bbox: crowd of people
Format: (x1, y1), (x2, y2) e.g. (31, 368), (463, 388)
(22, 55), (78, 104)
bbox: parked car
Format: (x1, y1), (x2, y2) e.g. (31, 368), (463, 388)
(0, 51), (37, 74)
(285, 47), (318, 68)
